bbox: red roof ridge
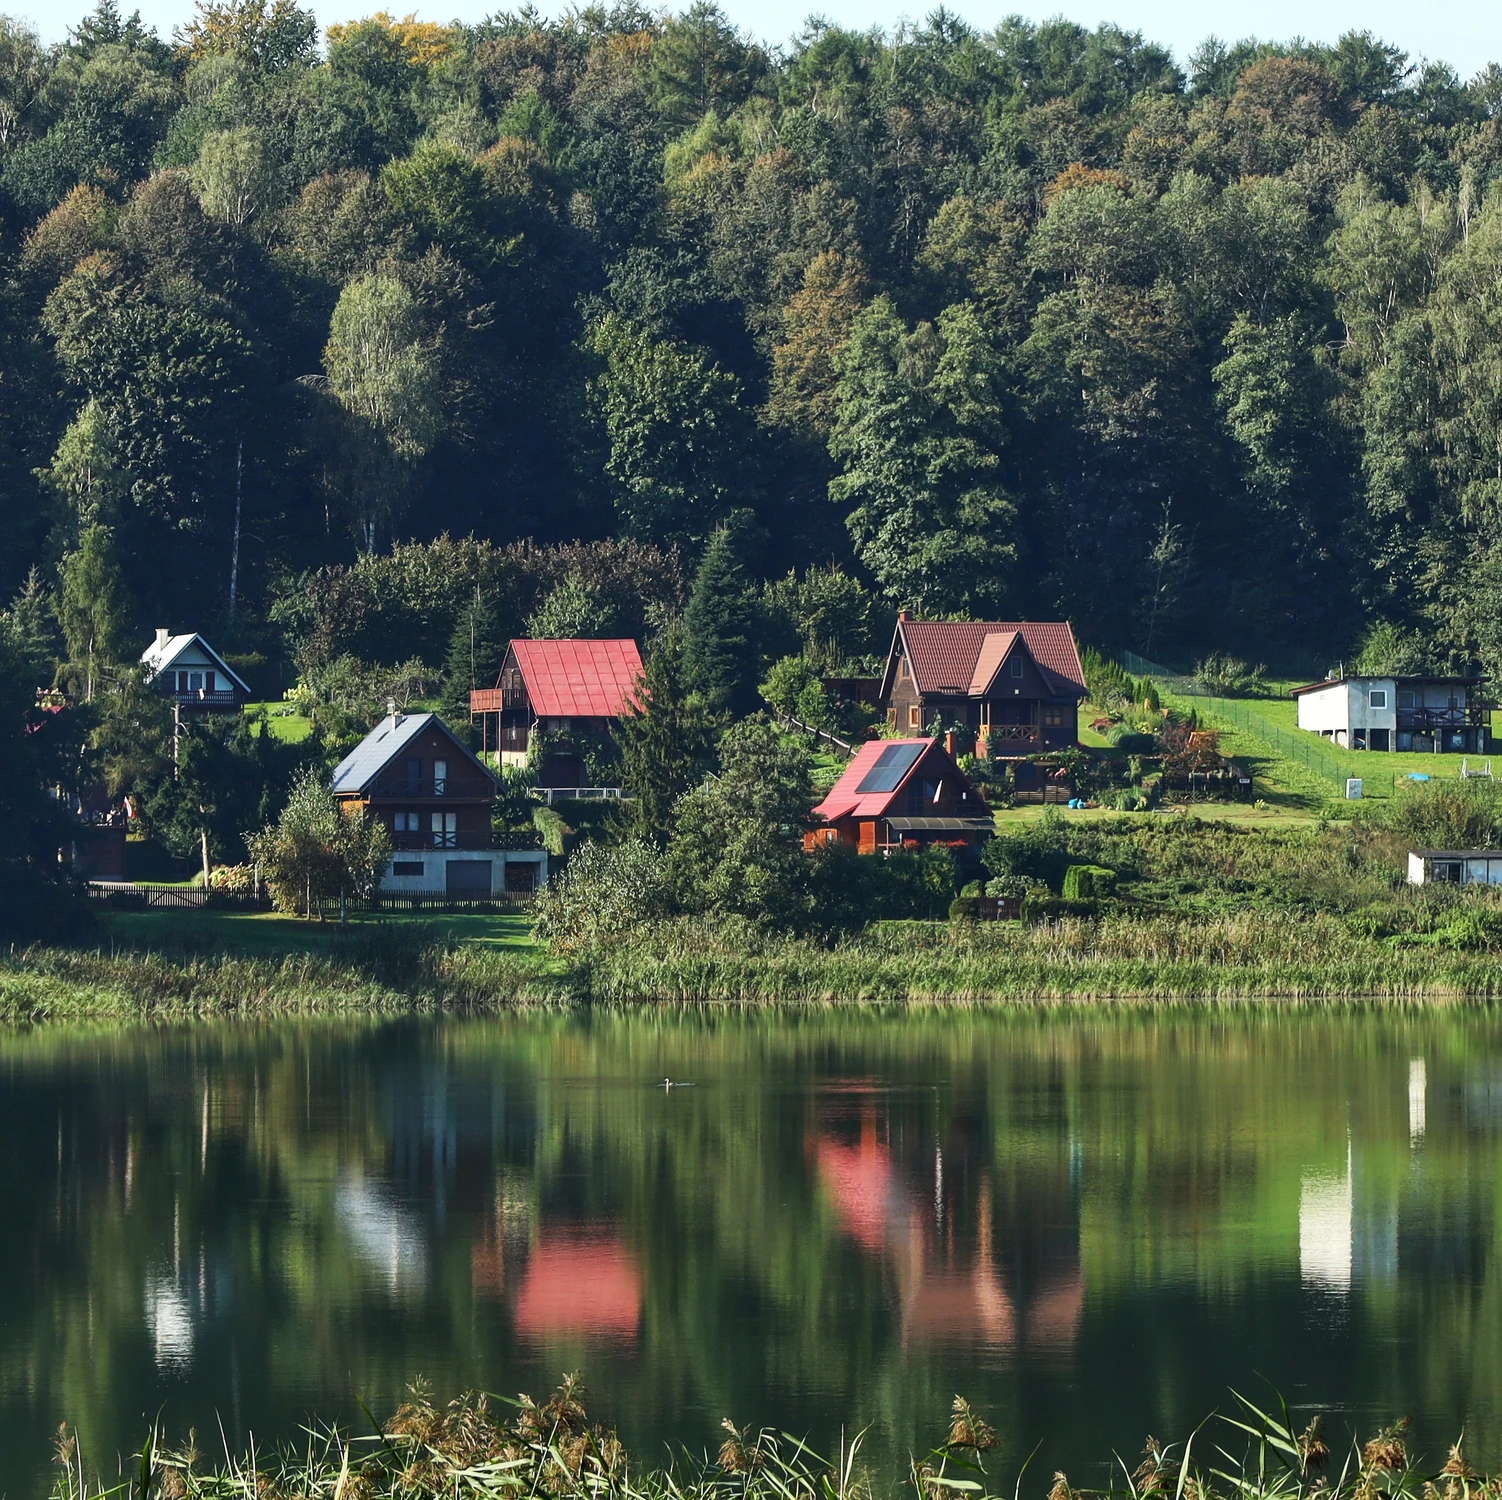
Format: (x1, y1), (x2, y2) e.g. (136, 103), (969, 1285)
(509, 638), (645, 719)
(813, 737), (939, 821)
(891, 619), (1086, 699)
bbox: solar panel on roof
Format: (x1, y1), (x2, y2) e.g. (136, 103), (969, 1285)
(856, 742), (925, 794)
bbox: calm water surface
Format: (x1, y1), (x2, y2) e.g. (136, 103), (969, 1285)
(2, 1009), (1501, 1496)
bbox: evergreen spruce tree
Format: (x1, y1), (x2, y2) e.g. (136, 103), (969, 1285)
(681, 511), (762, 718)
(440, 588), (507, 724)
(614, 624), (716, 844)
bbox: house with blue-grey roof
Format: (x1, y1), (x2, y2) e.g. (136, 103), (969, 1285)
(330, 708), (547, 897)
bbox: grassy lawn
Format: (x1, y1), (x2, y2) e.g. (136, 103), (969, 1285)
(1239, 684), (1499, 788)
(103, 909), (539, 955)
(243, 703), (314, 743)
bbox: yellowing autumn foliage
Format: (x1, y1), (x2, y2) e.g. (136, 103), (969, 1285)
(325, 11), (453, 67)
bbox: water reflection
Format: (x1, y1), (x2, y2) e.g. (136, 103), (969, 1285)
(3, 1012), (1502, 1496)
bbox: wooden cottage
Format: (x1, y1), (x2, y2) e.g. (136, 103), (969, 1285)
(880, 615), (1086, 756)
(140, 630), (250, 713)
(470, 639), (644, 791)
(807, 738), (992, 855)
(330, 709), (547, 896)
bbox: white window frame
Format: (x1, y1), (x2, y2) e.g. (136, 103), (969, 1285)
(1369, 690), (1387, 709)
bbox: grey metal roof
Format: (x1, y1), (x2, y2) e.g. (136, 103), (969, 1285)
(329, 712), (498, 795)
(1411, 849), (1502, 860)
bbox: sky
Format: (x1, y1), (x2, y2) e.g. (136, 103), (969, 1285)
(24, 0), (1502, 80)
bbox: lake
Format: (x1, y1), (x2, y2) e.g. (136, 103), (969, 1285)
(3, 1008), (1501, 1496)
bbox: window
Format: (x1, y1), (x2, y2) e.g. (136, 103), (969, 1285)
(908, 705), (921, 729)
(187, 671), (204, 692)
(433, 758), (448, 795)
(392, 861), (423, 876)
(1398, 690), (1415, 709)
(1010, 659), (1024, 678)
(431, 812), (457, 847)
(406, 758), (421, 792)
(394, 812), (422, 833)
(1369, 690), (1387, 709)
(1042, 705), (1065, 727)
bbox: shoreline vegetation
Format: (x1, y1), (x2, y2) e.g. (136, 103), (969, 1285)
(13, 908), (1502, 1022)
(49, 1380), (1486, 1500)
(17, 786), (1502, 1020)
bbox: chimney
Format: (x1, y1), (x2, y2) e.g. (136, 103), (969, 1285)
(898, 609), (910, 622)
(387, 697), (401, 728)
(944, 730), (957, 756)
(155, 627), (170, 651)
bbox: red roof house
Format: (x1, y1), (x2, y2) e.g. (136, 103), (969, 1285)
(807, 737), (992, 855)
(470, 639), (644, 790)
(879, 615), (1086, 755)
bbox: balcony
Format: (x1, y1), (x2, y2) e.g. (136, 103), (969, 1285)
(167, 689), (242, 709)
(1397, 707), (1488, 732)
(367, 774), (495, 800)
(981, 725), (1042, 746)
(389, 829), (543, 851)
(470, 688), (528, 713)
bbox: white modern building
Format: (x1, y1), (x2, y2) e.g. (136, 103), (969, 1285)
(1407, 850), (1502, 886)
(1290, 675), (1488, 753)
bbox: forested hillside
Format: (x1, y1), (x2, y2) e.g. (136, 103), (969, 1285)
(3, 0), (1502, 673)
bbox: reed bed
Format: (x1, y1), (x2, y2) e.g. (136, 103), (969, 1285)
(49, 1380), (1502, 1500)
(577, 915), (1502, 1003)
(10, 907), (1502, 1021)
(0, 939), (568, 1022)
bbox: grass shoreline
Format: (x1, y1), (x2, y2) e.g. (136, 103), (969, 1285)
(10, 911), (1502, 1021)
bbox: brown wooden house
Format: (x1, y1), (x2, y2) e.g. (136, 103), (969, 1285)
(807, 738), (992, 855)
(880, 615), (1086, 756)
(469, 638), (644, 790)
(330, 710), (547, 896)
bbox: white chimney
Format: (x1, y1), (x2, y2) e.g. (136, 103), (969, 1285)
(387, 697), (399, 727)
(155, 628), (170, 651)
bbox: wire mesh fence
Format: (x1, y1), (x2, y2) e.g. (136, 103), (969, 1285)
(1118, 651), (1386, 799)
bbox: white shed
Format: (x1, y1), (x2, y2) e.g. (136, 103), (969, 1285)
(1407, 850), (1502, 886)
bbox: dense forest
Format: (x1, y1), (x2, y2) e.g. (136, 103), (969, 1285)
(4, 0), (1502, 686)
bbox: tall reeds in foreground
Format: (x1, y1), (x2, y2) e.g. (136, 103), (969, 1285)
(48, 1382), (1502, 1500)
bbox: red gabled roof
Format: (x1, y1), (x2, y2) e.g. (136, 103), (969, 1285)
(813, 738), (939, 822)
(887, 621), (1086, 699)
(510, 639), (644, 719)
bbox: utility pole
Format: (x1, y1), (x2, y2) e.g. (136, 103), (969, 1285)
(228, 440), (243, 619)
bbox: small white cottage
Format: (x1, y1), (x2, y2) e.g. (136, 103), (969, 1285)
(1407, 850), (1502, 886)
(1291, 675), (1487, 753)
(140, 630), (250, 713)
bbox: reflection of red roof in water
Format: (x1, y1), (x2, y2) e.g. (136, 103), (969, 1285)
(902, 1267), (1017, 1346)
(815, 1122), (892, 1252)
(514, 1231), (642, 1342)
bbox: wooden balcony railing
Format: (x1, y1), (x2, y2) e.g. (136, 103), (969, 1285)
(367, 774), (495, 800)
(389, 830), (544, 851)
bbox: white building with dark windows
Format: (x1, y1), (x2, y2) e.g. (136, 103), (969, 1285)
(140, 630), (250, 713)
(1290, 675), (1489, 753)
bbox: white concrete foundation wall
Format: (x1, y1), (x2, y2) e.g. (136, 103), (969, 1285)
(379, 850), (549, 894)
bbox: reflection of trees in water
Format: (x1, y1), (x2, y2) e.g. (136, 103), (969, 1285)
(5, 1012), (1502, 1490)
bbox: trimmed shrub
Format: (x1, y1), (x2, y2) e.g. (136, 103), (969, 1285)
(1063, 864), (1116, 900)
(948, 895), (980, 922)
